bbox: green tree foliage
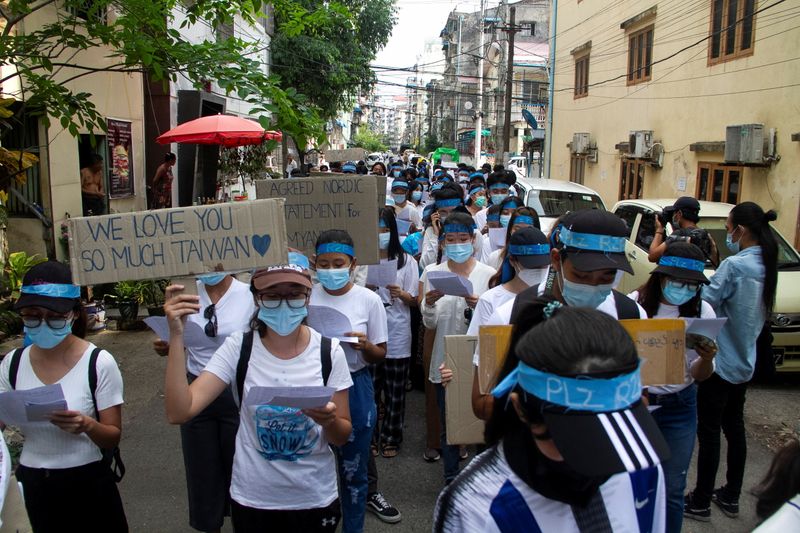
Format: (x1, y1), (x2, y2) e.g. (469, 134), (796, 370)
(350, 128), (387, 153)
(422, 134), (442, 154)
(0, 0), (337, 155)
(271, 0), (396, 123)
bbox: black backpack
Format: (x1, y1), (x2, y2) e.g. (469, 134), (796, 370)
(8, 347), (126, 482)
(233, 331), (333, 408)
(510, 284), (641, 323)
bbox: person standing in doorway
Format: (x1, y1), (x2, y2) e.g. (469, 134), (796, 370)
(80, 154), (106, 216)
(151, 152), (176, 209)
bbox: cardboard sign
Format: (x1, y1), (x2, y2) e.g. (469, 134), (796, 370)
(478, 325), (514, 394)
(324, 148), (367, 162)
(620, 319), (686, 386)
(68, 199), (288, 285)
(444, 335), (484, 445)
(255, 176), (380, 264)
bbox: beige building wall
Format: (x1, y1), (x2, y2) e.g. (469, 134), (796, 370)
(6, 6), (145, 260)
(550, 0), (800, 246)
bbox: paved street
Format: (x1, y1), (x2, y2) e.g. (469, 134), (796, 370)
(3, 327), (797, 532)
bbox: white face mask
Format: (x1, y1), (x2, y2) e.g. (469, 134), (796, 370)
(517, 267), (548, 287)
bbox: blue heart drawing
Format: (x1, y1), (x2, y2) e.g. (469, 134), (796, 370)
(252, 234), (271, 257)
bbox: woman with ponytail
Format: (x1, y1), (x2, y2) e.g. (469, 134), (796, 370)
(686, 202), (779, 522)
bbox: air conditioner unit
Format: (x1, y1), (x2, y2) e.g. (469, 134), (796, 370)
(725, 124), (764, 164)
(586, 148), (598, 163)
(628, 130), (654, 159)
(572, 132), (590, 154)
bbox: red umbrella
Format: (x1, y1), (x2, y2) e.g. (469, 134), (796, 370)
(156, 114), (282, 148)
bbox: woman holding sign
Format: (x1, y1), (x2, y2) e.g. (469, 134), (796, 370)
(163, 265), (353, 532)
(373, 207), (419, 458)
(631, 241), (717, 533)
(310, 230), (390, 533)
(1, 262), (127, 532)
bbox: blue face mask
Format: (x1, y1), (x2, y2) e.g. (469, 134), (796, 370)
(559, 273), (613, 309)
(25, 322), (73, 349)
(445, 242), (473, 263)
(662, 280), (698, 306)
(491, 193), (508, 205)
(726, 229), (740, 254)
(411, 190), (423, 202)
(197, 273), (226, 286)
(392, 193), (407, 205)
(499, 214), (511, 228)
(378, 232), (391, 250)
(258, 301), (308, 336)
(317, 267), (351, 290)
(392, 170), (402, 178)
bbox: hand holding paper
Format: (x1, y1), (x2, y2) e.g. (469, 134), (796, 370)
(245, 386), (335, 409)
(0, 384), (68, 426)
(427, 271), (473, 297)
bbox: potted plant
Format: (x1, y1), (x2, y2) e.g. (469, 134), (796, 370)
(141, 279), (168, 316)
(108, 281), (144, 321)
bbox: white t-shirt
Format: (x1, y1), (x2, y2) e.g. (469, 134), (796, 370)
(395, 203), (423, 232)
(434, 445), (666, 533)
(485, 248), (504, 270)
(377, 254), (420, 359)
(203, 329), (353, 511)
(628, 291), (716, 394)
(754, 495), (800, 533)
(421, 260), (495, 383)
(186, 279), (256, 376)
(467, 285), (516, 366)
(473, 208), (488, 231)
(310, 284), (388, 372)
(0, 344), (124, 469)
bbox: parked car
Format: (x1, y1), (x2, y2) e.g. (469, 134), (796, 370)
(612, 199), (800, 373)
(513, 178), (606, 234)
(366, 152), (384, 166)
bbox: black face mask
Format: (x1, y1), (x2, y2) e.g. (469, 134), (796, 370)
(503, 420), (608, 507)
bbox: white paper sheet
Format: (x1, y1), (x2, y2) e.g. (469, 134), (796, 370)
(307, 306), (359, 363)
(427, 270), (473, 297)
(0, 384), (67, 425)
(489, 228), (506, 250)
(144, 316), (170, 340)
(245, 386), (335, 409)
(144, 316), (224, 351)
(366, 259), (398, 288)
(684, 317), (728, 349)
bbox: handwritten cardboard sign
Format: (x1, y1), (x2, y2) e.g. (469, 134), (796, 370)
(478, 325), (514, 394)
(444, 335), (484, 445)
(255, 175), (380, 264)
(620, 319), (686, 386)
(324, 148), (367, 162)
(68, 199), (288, 285)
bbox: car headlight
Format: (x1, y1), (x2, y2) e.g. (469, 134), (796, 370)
(771, 313), (800, 328)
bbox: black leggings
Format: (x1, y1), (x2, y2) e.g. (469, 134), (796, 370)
(231, 499), (341, 533)
(17, 461), (128, 532)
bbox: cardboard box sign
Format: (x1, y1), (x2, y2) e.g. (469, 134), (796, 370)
(307, 173), (387, 208)
(324, 148), (367, 163)
(478, 325), (514, 394)
(444, 335), (485, 445)
(255, 175), (380, 264)
(620, 319), (686, 386)
(68, 199), (288, 285)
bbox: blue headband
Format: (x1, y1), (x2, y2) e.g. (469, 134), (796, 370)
(492, 361), (642, 413)
(288, 251), (310, 270)
(469, 172), (484, 179)
(468, 186), (485, 196)
(512, 215), (535, 227)
(316, 243), (354, 257)
(509, 243), (550, 256)
(502, 201), (520, 211)
(659, 255), (705, 272)
(443, 223), (475, 235)
(559, 227), (626, 253)
(430, 182), (445, 192)
(415, 176), (429, 183)
(436, 198), (462, 209)
(487, 213), (501, 222)
(392, 180), (409, 190)
(21, 283), (81, 299)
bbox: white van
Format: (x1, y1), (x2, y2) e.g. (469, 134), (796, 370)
(512, 178), (606, 234)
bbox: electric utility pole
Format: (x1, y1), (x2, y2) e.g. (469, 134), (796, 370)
(473, 0), (486, 166)
(501, 5), (516, 158)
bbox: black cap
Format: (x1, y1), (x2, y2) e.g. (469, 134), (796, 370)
(671, 196), (700, 212)
(652, 241), (710, 283)
(508, 227), (551, 268)
(557, 210), (633, 274)
(13, 261), (80, 314)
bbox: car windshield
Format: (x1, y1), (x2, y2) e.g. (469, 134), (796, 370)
(691, 217), (800, 270)
(526, 190), (605, 218)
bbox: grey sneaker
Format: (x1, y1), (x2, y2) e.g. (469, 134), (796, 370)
(712, 487), (740, 518)
(367, 492), (402, 524)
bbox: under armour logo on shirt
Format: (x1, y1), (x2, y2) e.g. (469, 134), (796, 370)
(321, 517), (337, 527)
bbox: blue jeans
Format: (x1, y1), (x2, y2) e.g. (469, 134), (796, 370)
(650, 384), (697, 533)
(435, 383), (460, 484)
(337, 368), (376, 533)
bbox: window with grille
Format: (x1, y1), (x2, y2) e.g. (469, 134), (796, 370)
(696, 162), (741, 204)
(520, 80), (542, 103)
(627, 25), (654, 85)
(619, 159), (645, 200)
(709, 0), (756, 64)
(574, 55), (589, 98)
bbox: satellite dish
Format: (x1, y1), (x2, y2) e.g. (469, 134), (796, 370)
(522, 109), (538, 130)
